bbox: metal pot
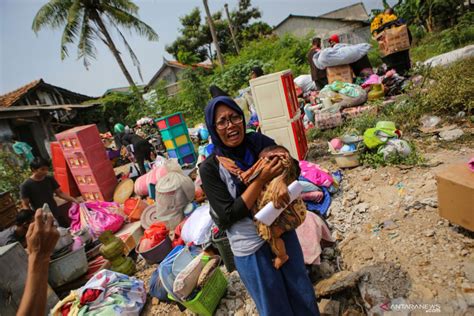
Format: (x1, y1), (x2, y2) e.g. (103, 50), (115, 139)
(54, 227), (73, 252)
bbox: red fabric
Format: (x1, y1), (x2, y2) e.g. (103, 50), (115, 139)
(329, 34), (340, 43)
(80, 289), (103, 305)
(139, 222), (169, 252)
(61, 303), (72, 316)
(172, 217), (188, 248)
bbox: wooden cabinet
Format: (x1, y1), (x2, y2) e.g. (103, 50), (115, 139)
(250, 70), (308, 160)
(0, 192), (16, 230)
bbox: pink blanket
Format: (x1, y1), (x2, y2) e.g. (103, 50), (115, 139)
(296, 212), (334, 265)
(299, 160), (334, 187)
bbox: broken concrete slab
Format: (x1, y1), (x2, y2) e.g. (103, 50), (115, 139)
(439, 128), (464, 141)
(357, 263), (411, 309)
(319, 299), (340, 316)
(315, 270), (362, 297)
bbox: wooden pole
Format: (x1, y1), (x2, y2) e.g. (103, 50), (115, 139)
(224, 3), (240, 54)
(202, 0), (225, 68)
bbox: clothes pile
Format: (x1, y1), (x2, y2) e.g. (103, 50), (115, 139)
(297, 160), (341, 217)
(51, 269), (146, 316)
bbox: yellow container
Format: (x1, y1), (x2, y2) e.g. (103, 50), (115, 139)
(175, 135), (188, 147)
(164, 139), (175, 150)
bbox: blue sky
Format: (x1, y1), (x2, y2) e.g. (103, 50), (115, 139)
(0, 0), (391, 97)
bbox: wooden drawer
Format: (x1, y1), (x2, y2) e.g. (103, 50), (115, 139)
(0, 206), (17, 229)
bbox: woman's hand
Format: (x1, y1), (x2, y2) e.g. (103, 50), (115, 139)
(258, 157), (284, 183)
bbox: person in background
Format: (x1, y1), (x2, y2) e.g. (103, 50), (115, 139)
(12, 137), (35, 163)
(307, 37), (328, 90)
(17, 209), (59, 316)
(20, 157), (78, 227)
(115, 127), (153, 175)
(249, 66), (264, 80)
(328, 34), (340, 47)
(377, 7), (412, 76)
(0, 209), (34, 247)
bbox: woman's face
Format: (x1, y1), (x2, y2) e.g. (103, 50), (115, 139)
(214, 104), (245, 147)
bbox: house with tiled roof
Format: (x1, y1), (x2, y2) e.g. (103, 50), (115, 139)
(0, 79), (95, 158)
(273, 2), (370, 45)
(145, 58), (213, 96)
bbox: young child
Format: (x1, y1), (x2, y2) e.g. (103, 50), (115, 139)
(217, 145), (306, 268)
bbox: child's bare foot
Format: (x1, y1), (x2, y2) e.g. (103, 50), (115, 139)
(273, 255), (289, 269)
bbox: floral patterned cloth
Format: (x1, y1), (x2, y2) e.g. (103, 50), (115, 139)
(51, 269), (146, 316)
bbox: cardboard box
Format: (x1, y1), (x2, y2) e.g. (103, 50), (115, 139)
(376, 24), (410, 57)
(326, 65), (353, 84)
(436, 163), (474, 231)
(116, 221), (144, 255)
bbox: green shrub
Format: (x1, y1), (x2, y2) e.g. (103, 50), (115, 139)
(210, 34), (311, 95)
(410, 13), (474, 62)
(413, 57), (474, 116)
(367, 39), (382, 67)
(0, 151), (30, 200)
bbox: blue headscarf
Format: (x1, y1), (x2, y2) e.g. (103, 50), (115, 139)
(204, 96), (275, 171)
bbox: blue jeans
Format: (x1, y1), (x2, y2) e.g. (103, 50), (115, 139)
(234, 230), (320, 316)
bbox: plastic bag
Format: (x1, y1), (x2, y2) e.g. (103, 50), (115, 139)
(69, 201), (124, 238)
(139, 222), (169, 252)
(149, 268), (171, 301)
(294, 75), (316, 93)
(134, 157), (170, 196)
(313, 43), (371, 69)
(154, 160), (195, 229)
(378, 139), (411, 160)
(181, 204), (213, 246)
(158, 246), (201, 301)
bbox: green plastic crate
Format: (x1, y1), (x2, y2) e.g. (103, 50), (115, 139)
(181, 267), (227, 316)
(160, 124), (188, 141)
(169, 255), (228, 316)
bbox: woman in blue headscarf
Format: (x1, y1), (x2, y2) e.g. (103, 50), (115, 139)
(199, 96), (319, 316)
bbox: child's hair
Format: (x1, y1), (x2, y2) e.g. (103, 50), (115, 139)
(29, 157), (50, 171)
(259, 145), (289, 157)
(16, 209), (35, 225)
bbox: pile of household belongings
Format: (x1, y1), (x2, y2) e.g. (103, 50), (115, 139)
(303, 80), (371, 130)
(51, 269), (146, 315)
(149, 245), (228, 315)
(301, 67), (410, 130)
(363, 121), (412, 161)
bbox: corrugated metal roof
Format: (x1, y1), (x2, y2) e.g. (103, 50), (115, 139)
(0, 103), (99, 112)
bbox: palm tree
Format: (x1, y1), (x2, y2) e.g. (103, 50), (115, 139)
(32, 0), (158, 88)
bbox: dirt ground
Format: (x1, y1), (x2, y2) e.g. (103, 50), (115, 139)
(138, 135), (474, 316)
